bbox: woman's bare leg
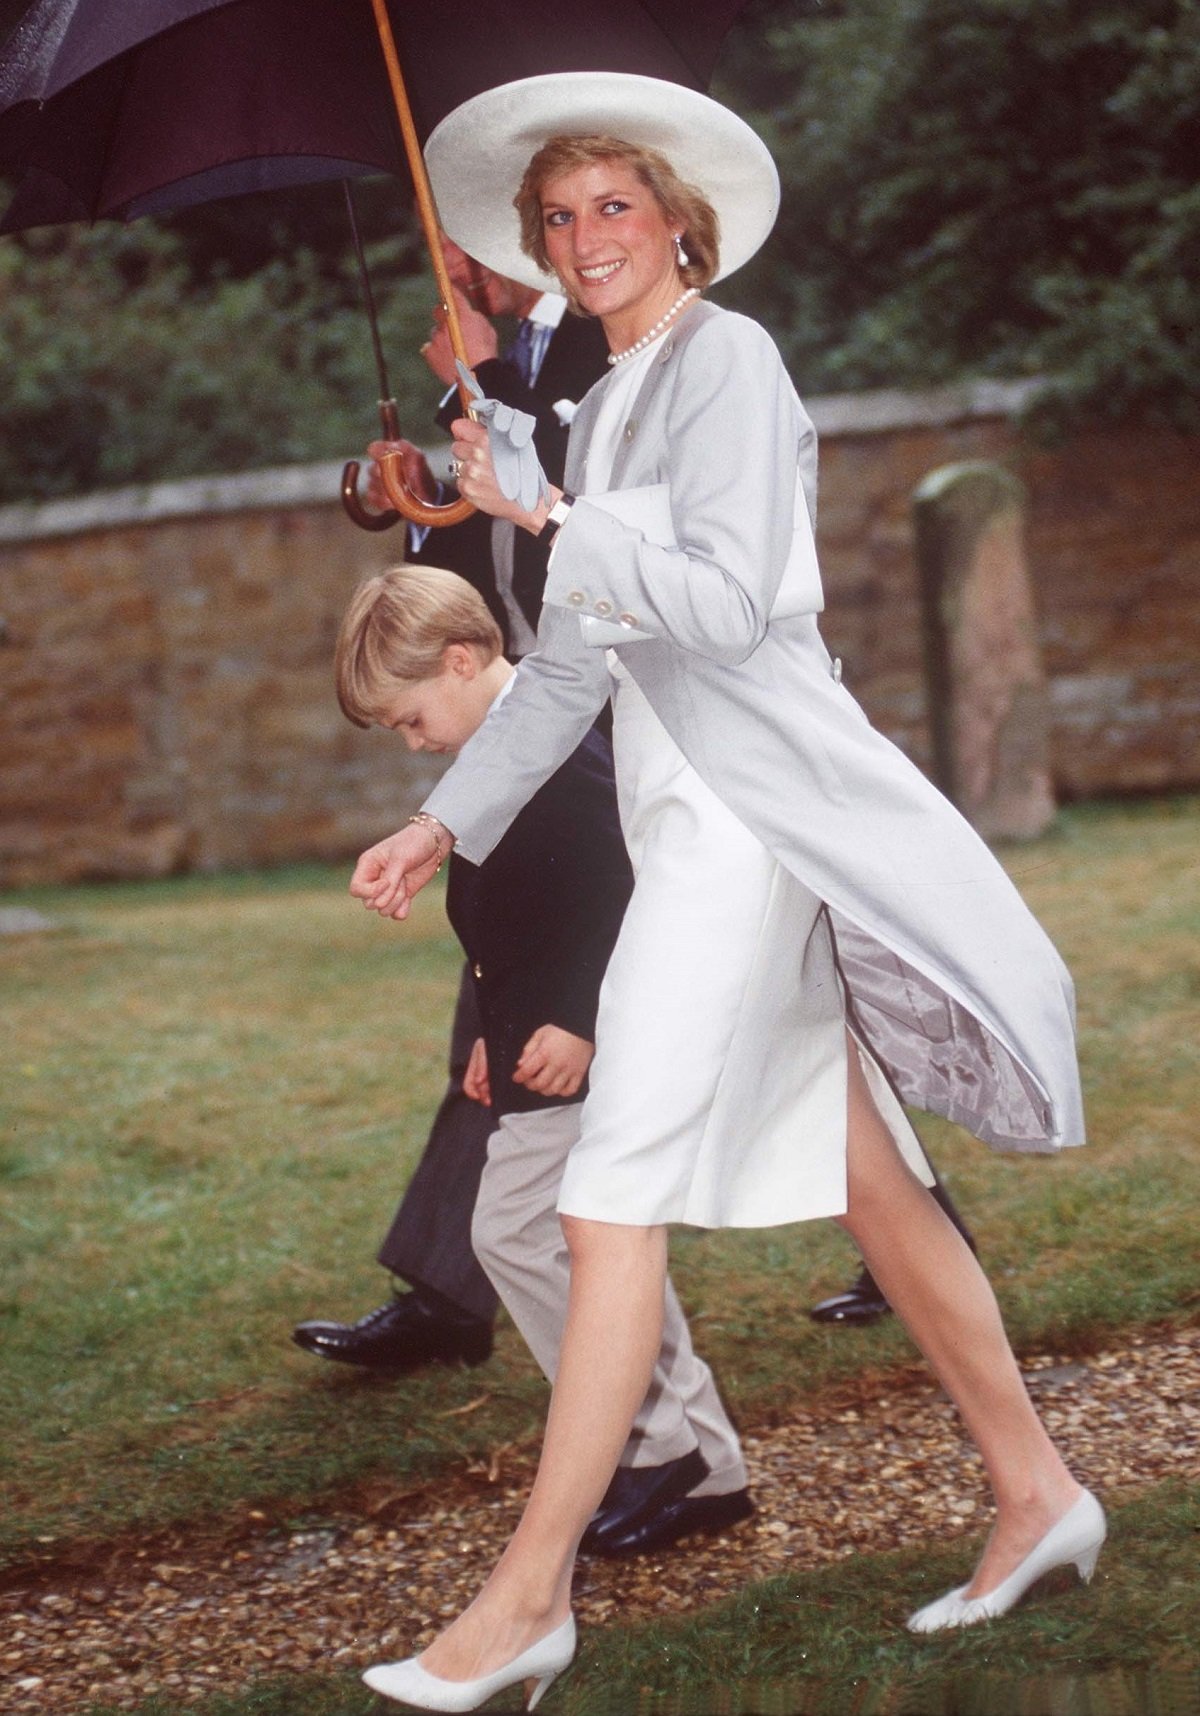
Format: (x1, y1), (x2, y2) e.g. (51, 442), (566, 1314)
(838, 1040), (1083, 1595)
(417, 1217), (668, 1680)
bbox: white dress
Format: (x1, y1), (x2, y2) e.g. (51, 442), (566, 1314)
(556, 338), (933, 1229)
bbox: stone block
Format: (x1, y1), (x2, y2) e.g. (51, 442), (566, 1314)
(914, 462), (1057, 841)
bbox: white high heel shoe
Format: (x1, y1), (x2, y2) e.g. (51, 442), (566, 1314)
(363, 1614), (576, 1712)
(907, 1489), (1106, 1634)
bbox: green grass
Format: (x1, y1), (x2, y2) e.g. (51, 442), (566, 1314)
(2, 799), (1198, 1569)
(78, 1488), (1200, 1714)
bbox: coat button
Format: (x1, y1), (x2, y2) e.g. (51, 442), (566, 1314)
(567, 591), (585, 606)
(623, 420), (637, 441)
(594, 599), (613, 616)
(619, 611), (638, 627)
(473, 963), (483, 978)
(832, 656), (843, 683)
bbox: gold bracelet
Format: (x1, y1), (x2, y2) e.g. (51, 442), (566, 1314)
(407, 811), (452, 872)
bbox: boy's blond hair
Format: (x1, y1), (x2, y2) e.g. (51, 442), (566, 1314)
(335, 564), (503, 729)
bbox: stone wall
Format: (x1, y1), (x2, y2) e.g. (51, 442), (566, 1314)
(0, 470), (438, 884)
(1, 383), (1197, 886)
(810, 385), (1200, 796)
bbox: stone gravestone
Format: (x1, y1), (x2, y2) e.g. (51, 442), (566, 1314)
(913, 462), (1056, 841)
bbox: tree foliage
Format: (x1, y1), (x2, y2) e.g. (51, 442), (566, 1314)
(0, 0), (1197, 505)
(717, 0), (1200, 427)
(0, 210), (437, 502)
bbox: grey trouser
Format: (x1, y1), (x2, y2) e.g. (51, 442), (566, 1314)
(471, 1104), (747, 1492)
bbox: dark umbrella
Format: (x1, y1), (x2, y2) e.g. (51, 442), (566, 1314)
(0, 0), (750, 526)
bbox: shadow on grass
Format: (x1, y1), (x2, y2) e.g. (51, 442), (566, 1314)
(81, 1487), (1199, 1716)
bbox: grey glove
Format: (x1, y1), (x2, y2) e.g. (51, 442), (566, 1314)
(456, 361), (550, 514)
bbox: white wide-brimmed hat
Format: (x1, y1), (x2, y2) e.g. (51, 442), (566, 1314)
(425, 71), (779, 295)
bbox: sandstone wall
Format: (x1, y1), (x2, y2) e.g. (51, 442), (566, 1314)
(1, 383), (1197, 886)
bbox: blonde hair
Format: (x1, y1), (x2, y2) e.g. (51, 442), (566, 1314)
(515, 134), (720, 302)
(335, 565), (503, 729)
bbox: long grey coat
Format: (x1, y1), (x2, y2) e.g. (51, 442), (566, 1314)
(425, 302), (1085, 1154)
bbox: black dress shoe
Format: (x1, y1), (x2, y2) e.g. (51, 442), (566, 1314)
(589, 1486), (755, 1558)
(579, 1447), (709, 1553)
(809, 1266), (891, 1325)
(292, 1289), (493, 1371)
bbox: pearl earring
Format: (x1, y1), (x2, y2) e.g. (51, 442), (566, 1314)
(673, 233), (690, 268)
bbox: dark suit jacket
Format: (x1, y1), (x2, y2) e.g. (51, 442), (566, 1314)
(413, 312), (610, 654)
(445, 724), (632, 1118)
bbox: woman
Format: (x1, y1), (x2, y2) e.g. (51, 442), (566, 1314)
(356, 72), (1104, 1713)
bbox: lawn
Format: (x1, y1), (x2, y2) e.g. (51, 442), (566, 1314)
(2, 795), (1198, 1584)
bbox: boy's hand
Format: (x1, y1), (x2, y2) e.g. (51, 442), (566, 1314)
(513, 1025), (595, 1099)
(463, 1037), (491, 1107)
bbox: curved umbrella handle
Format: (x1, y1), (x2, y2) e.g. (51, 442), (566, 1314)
(374, 449), (475, 528)
(341, 458), (401, 531)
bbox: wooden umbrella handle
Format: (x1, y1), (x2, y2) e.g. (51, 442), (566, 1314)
(374, 448), (475, 526)
(363, 0), (480, 526)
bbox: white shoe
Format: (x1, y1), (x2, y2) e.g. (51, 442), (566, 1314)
(907, 1489), (1106, 1634)
(363, 1614), (576, 1711)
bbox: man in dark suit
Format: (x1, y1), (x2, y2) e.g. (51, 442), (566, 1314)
(294, 242), (609, 1378)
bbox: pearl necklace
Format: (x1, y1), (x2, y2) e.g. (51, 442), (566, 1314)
(606, 288), (699, 365)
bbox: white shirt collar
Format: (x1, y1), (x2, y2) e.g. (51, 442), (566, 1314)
(526, 292), (567, 329)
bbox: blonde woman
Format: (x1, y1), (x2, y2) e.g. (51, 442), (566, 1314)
(355, 72), (1104, 1714)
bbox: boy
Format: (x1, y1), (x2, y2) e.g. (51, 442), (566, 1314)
(335, 565), (751, 1549)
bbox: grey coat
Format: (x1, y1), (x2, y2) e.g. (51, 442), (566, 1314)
(425, 302), (1085, 1154)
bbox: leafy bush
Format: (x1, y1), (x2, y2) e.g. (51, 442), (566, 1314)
(1, 0), (1197, 505)
(0, 219), (439, 502)
(717, 0), (1200, 426)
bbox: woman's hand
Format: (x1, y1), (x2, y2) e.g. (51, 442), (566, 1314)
(349, 819), (451, 921)
(512, 1024), (595, 1098)
(463, 1037), (492, 1107)
(450, 417), (556, 535)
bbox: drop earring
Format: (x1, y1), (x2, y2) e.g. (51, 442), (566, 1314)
(673, 232), (690, 268)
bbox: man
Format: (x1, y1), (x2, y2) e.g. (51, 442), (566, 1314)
(294, 242), (753, 1557)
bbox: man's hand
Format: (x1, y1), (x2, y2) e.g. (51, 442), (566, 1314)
(512, 1024), (595, 1099)
(349, 820), (451, 921)
(421, 285), (499, 386)
(463, 1037), (491, 1107)
(364, 438), (438, 511)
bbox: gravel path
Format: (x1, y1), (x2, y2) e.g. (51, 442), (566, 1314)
(5, 1325), (1198, 1712)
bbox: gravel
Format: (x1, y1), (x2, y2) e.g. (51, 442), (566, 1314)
(3, 1325), (1197, 1712)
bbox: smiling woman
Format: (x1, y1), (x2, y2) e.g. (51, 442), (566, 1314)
(348, 70), (1103, 1712)
(518, 135), (718, 350)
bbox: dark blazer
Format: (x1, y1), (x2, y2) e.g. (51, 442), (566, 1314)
(414, 312), (610, 653)
(445, 723), (632, 1118)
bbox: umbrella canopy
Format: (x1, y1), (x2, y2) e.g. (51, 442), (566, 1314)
(0, 0), (752, 528)
(0, 0), (749, 230)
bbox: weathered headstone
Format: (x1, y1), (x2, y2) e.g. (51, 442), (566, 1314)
(913, 462), (1056, 841)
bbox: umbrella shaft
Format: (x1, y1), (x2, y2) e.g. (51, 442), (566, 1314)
(342, 180), (394, 405)
(369, 0), (474, 412)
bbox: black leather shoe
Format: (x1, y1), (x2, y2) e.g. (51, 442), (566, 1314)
(579, 1448), (709, 1554)
(292, 1289), (493, 1371)
(589, 1486), (756, 1558)
(809, 1266), (891, 1325)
